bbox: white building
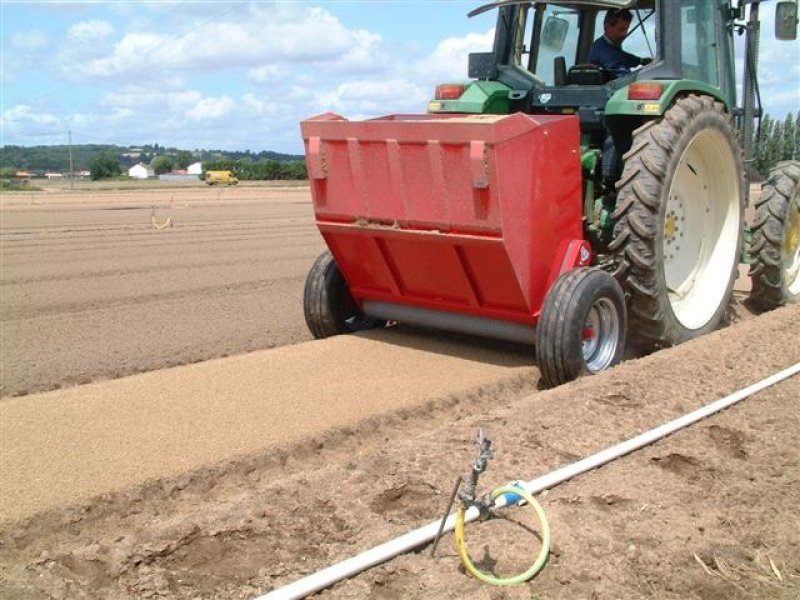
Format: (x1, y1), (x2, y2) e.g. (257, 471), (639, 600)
(187, 161), (203, 175)
(128, 163), (155, 179)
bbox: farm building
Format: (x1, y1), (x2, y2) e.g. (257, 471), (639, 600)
(128, 163), (155, 179)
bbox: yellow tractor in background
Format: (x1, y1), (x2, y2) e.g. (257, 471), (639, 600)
(204, 170), (239, 186)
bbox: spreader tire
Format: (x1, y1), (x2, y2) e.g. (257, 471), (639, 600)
(610, 94), (744, 350)
(536, 268), (627, 388)
(303, 250), (383, 339)
(748, 160), (800, 310)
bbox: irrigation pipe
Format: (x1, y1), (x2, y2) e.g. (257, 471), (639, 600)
(255, 361), (799, 600)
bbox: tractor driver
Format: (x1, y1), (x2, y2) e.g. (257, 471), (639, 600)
(589, 9), (651, 78)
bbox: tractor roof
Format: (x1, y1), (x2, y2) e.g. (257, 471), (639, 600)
(469, 0), (655, 18)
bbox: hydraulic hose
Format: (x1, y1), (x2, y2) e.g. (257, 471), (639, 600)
(454, 484), (551, 586)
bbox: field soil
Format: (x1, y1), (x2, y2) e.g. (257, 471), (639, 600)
(0, 182), (322, 398)
(1, 182), (798, 600)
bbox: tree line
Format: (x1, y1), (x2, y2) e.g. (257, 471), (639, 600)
(754, 112), (798, 176)
(2, 112), (796, 182)
(201, 159), (307, 181)
(84, 152), (308, 181)
(0, 143), (305, 179)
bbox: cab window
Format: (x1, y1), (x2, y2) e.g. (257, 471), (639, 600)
(592, 10), (657, 62)
(525, 6), (581, 85)
(680, 0), (719, 84)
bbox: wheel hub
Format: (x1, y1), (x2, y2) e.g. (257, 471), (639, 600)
(664, 197), (687, 263)
(786, 195), (800, 294)
(581, 298), (620, 373)
(663, 130), (740, 329)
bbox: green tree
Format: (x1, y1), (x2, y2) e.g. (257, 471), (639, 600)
(755, 115), (772, 176)
(284, 160), (308, 180)
(89, 150), (122, 180)
(151, 155), (175, 174)
(783, 112), (796, 161)
(796, 113), (800, 160)
(767, 116), (784, 170)
(175, 150), (193, 170)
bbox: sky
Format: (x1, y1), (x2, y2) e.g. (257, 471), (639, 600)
(1, 0), (798, 155)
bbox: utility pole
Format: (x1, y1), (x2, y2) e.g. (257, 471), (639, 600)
(68, 129), (75, 190)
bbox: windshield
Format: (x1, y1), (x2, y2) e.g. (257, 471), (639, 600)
(527, 6), (582, 84)
(512, 3), (656, 85)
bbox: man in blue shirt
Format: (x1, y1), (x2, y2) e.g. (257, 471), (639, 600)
(589, 9), (651, 78)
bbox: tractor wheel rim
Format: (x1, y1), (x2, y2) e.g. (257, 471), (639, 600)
(582, 297), (620, 373)
(665, 128), (740, 330)
(785, 193), (800, 296)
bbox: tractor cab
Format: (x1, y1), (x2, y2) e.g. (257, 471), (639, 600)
(429, 1), (736, 143)
(429, 0), (744, 253)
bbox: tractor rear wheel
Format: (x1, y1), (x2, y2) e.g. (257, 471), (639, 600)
(536, 268), (627, 388)
(748, 160), (800, 310)
(610, 95), (744, 350)
(303, 250), (383, 338)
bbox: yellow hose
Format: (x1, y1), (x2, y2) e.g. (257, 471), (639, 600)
(454, 484), (551, 586)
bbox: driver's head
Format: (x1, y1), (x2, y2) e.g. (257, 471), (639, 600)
(603, 9), (633, 44)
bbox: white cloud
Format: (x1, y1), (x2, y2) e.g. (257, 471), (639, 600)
(10, 30), (49, 50)
(315, 79), (430, 116)
(2, 104), (60, 126)
(186, 96), (236, 121)
(326, 29), (387, 74)
(64, 31), (164, 79)
(4, 30), (50, 82)
(242, 93), (279, 117)
(104, 87), (204, 113)
(68, 19), (114, 41)
(248, 65), (286, 84)
(63, 5), (384, 81)
(414, 29), (495, 83)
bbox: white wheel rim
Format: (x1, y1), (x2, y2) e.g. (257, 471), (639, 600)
(582, 297), (620, 373)
(785, 191), (800, 296)
(664, 129), (740, 330)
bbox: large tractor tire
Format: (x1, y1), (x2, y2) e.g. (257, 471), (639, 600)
(303, 250), (383, 339)
(536, 268), (627, 388)
(610, 94), (744, 350)
(748, 160), (800, 310)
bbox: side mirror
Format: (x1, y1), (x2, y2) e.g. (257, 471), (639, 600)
(776, 1), (798, 41)
(542, 16), (569, 52)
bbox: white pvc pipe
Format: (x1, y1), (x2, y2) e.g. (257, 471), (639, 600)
(255, 361), (799, 600)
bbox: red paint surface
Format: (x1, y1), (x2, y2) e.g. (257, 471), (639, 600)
(301, 112), (586, 324)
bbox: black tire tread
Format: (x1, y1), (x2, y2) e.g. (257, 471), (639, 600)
(610, 94), (745, 350)
(536, 268), (627, 388)
(748, 160), (800, 310)
(303, 251), (344, 339)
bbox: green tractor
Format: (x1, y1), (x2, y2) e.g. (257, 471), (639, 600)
(301, 0), (798, 386)
(428, 0), (799, 352)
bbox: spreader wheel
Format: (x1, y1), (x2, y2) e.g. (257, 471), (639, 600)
(536, 268), (627, 388)
(303, 250), (383, 339)
(749, 160), (800, 310)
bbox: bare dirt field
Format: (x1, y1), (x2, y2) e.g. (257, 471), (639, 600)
(0, 181), (323, 398)
(1, 182), (798, 600)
